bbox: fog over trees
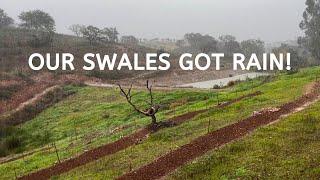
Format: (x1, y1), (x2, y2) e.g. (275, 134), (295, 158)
(0, 0), (319, 66)
(1, 0), (305, 42)
(0, 9), (14, 28)
(300, 0), (320, 60)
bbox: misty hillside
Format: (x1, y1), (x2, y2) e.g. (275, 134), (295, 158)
(0, 27), (166, 81)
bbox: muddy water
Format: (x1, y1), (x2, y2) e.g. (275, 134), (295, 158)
(179, 72), (269, 89)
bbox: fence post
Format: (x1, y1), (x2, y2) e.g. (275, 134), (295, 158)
(207, 118), (211, 134)
(53, 142), (61, 163)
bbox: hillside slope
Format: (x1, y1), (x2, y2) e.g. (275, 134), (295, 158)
(0, 67), (319, 179)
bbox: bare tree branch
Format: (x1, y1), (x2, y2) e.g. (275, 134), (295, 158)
(118, 84), (147, 116)
(117, 80), (161, 125)
(147, 80), (154, 105)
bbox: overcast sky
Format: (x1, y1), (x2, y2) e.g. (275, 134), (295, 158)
(1, 0), (306, 42)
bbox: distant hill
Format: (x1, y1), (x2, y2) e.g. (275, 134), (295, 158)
(265, 40), (299, 52)
(0, 27), (160, 81)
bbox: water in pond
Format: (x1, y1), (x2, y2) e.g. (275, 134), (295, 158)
(179, 72), (269, 89)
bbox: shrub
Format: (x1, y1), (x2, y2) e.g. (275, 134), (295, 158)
(286, 69), (299, 75)
(213, 84), (221, 89)
(0, 90), (12, 100)
(227, 81), (236, 87)
(0, 84), (21, 100)
(0, 142), (8, 157)
(0, 126), (26, 157)
(5, 136), (22, 150)
(102, 112), (110, 119)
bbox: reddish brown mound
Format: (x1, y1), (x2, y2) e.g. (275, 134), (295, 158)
(117, 84), (320, 180)
(19, 92), (261, 180)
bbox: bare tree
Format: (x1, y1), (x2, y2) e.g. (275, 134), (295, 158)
(118, 80), (160, 125)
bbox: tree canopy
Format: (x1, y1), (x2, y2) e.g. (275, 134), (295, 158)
(121, 35), (139, 45)
(300, 0), (320, 60)
(184, 33), (218, 53)
(19, 10), (55, 32)
(240, 39), (265, 57)
(80, 25), (119, 45)
(219, 35), (241, 57)
(0, 9), (14, 28)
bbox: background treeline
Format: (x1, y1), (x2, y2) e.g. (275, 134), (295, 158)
(0, 1), (320, 74)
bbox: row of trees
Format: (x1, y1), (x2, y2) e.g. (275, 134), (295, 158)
(177, 33), (265, 57)
(1, 0), (319, 62)
(174, 0), (319, 64)
(1, 8), (123, 47)
(69, 24), (119, 45)
(0, 9), (55, 32)
(1, 8), (138, 48)
(0, 8), (56, 47)
(69, 25), (139, 46)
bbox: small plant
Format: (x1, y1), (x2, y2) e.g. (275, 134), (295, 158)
(213, 84), (221, 89)
(227, 81), (236, 87)
(286, 68), (299, 75)
(102, 112), (110, 119)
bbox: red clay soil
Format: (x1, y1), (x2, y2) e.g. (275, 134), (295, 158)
(19, 92), (261, 180)
(118, 83), (320, 180)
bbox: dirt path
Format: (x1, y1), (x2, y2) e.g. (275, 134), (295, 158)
(1, 85), (59, 116)
(18, 92), (261, 180)
(0, 85), (66, 126)
(15, 86), (59, 112)
(117, 82), (320, 180)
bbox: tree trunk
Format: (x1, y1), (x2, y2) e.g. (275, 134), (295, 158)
(151, 115), (157, 125)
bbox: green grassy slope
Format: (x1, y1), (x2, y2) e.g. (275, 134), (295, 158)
(169, 101), (320, 179)
(0, 84), (218, 179)
(55, 67), (320, 179)
(0, 67), (319, 179)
